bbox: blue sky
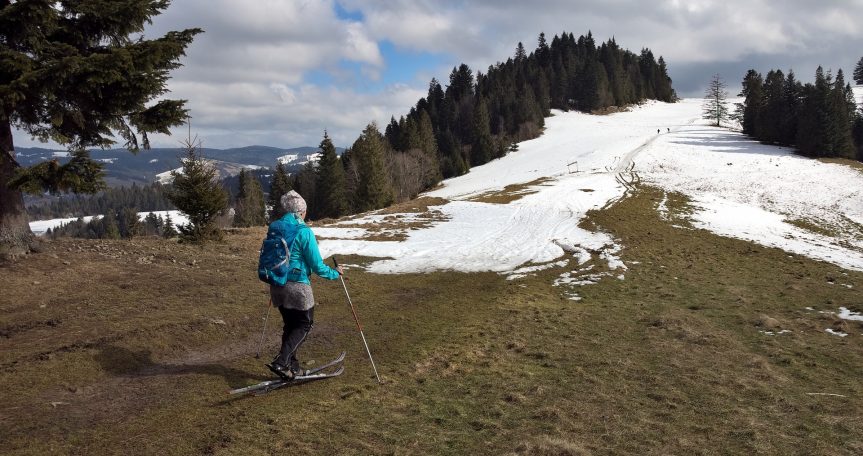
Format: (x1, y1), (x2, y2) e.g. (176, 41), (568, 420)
(12, 0), (863, 151)
(306, 41), (452, 93)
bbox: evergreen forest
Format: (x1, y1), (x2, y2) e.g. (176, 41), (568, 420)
(736, 66), (863, 161)
(299, 31), (677, 220)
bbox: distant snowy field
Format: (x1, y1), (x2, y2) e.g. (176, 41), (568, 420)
(30, 210), (189, 235)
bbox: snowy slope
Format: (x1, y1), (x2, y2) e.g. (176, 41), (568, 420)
(318, 99), (703, 278)
(319, 94), (863, 276)
(428, 100), (699, 199)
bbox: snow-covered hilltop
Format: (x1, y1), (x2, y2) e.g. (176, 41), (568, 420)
(318, 97), (863, 279)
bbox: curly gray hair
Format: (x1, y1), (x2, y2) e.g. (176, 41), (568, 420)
(280, 190), (307, 215)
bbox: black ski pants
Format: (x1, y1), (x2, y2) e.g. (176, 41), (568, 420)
(275, 306), (314, 370)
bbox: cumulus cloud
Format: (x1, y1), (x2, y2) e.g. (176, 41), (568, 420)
(12, 0), (863, 150)
(144, 81), (425, 150)
(347, 0), (863, 64)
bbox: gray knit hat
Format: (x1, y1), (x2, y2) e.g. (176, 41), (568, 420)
(281, 190), (307, 215)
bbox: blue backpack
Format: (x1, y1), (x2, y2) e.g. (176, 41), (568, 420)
(257, 224), (300, 286)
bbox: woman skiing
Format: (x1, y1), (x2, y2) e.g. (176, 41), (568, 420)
(265, 190), (343, 379)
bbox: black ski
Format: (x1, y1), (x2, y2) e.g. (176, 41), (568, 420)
(229, 352), (346, 396)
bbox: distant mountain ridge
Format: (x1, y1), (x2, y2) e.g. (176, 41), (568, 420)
(14, 145), (343, 187)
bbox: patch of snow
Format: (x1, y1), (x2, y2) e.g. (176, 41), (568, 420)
(278, 153), (321, 166)
(656, 192), (669, 221)
(506, 259), (569, 280)
(277, 154), (299, 164)
(96, 158), (117, 164)
(314, 227), (369, 239)
(825, 328), (849, 337)
(137, 210), (188, 228)
(149, 159), (159, 163)
(639, 119), (863, 271)
(156, 168), (181, 184)
(837, 307), (863, 321)
(52, 151), (69, 158)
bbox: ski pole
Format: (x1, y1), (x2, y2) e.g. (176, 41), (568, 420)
(333, 257), (381, 384)
(255, 297), (272, 359)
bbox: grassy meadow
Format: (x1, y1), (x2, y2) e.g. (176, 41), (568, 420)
(1, 186), (861, 455)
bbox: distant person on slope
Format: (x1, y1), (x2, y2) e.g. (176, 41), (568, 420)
(265, 190), (343, 380)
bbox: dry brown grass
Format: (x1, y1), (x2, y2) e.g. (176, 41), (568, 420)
(467, 178), (553, 204)
(315, 197), (451, 241)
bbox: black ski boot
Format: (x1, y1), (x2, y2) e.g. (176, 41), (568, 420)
(266, 361), (294, 380)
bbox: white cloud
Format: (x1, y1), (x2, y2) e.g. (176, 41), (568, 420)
(143, 82), (426, 150)
(11, 0), (863, 152)
(269, 83), (297, 104)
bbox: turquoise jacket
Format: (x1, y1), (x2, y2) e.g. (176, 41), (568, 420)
(268, 213), (340, 285)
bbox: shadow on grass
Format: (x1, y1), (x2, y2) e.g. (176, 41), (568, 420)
(94, 345), (270, 387)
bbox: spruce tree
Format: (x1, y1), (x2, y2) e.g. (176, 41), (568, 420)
(781, 70), (802, 145)
(471, 94), (494, 166)
(515, 42), (527, 63)
(0, 0), (200, 256)
(165, 138), (228, 243)
(401, 116), (420, 152)
(352, 123), (393, 212)
(267, 162), (292, 222)
(234, 169), (266, 227)
(797, 68), (832, 157)
(102, 210), (121, 240)
(315, 132), (348, 219)
(437, 129), (467, 178)
(143, 212), (162, 236)
(854, 56), (863, 85)
(829, 70), (856, 158)
(162, 213), (178, 238)
(293, 162), (317, 218)
(760, 70), (786, 144)
(736, 70), (764, 136)
(120, 207), (141, 239)
(416, 111), (442, 187)
(702, 74), (730, 127)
